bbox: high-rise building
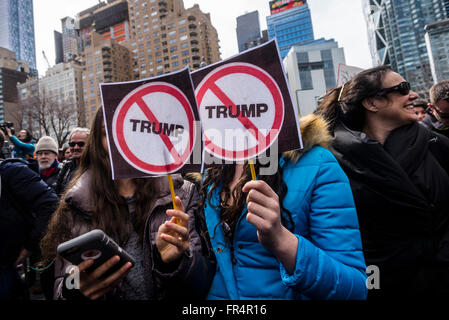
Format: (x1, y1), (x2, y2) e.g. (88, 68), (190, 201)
(54, 31), (64, 64)
(267, 0), (314, 59)
(236, 11), (261, 53)
(425, 19), (449, 84)
(82, 32), (131, 124)
(61, 17), (80, 62)
(283, 39), (345, 116)
(0, 0), (37, 77)
(0, 47), (29, 125)
(363, 0), (449, 99)
(126, 0), (221, 79)
(76, 0), (131, 51)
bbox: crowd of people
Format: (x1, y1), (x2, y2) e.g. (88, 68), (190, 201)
(0, 67), (449, 301)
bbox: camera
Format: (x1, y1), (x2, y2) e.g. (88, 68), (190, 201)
(0, 122), (15, 135)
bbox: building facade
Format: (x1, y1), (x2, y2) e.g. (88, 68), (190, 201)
(0, 0), (37, 76)
(0, 47), (29, 125)
(126, 0), (221, 80)
(267, 0), (314, 59)
(61, 16), (80, 62)
(283, 39), (345, 116)
(363, 0), (449, 99)
(236, 11), (261, 53)
(18, 61), (85, 141)
(82, 32), (131, 123)
(425, 19), (449, 84)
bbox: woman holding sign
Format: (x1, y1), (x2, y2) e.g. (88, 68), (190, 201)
(316, 66), (449, 297)
(40, 108), (214, 300)
(196, 114), (367, 300)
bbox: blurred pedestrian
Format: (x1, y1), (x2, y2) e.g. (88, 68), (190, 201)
(54, 128), (89, 195)
(3, 128), (35, 160)
(62, 144), (72, 161)
(0, 131), (59, 300)
(413, 100), (427, 122)
(422, 80), (449, 139)
(316, 65), (449, 297)
(36, 136), (61, 192)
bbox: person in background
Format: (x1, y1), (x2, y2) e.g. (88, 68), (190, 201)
(173, 113), (367, 300)
(40, 108), (213, 300)
(4, 128), (35, 160)
(413, 100), (428, 122)
(316, 65), (449, 298)
(62, 144), (72, 161)
(36, 136), (61, 193)
(55, 128), (89, 195)
(422, 80), (449, 139)
(0, 130), (59, 300)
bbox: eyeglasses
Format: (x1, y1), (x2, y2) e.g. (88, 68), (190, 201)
(434, 101), (449, 119)
(68, 141), (86, 147)
(376, 81), (411, 96)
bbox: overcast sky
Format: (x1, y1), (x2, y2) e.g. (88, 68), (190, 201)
(33, 0), (373, 75)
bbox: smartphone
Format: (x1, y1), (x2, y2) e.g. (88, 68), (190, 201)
(57, 229), (136, 278)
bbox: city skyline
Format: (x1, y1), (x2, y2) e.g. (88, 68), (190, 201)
(32, 0), (372, 76)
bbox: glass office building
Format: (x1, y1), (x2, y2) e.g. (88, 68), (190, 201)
(236, 11), (261, 53)
(363, 0), (449, 98)
(0, 0), (37, 76)
(267, 0), (315, 59)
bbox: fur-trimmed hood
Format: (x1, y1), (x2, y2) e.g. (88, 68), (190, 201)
(283, 113), (331, 164)
(183, 114), (331, 185)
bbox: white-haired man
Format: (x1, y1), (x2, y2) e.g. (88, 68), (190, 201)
(55, 127), (90, 195)
(35, 136), (61, 192)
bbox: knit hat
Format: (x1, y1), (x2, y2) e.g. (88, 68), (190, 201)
(36, 136), (59, 155)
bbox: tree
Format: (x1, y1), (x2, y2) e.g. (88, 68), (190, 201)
(19, 90), (77, 147)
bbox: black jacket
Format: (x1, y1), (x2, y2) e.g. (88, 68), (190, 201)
(0, 159), (59, 267)
(330, 121), (449, 297)
(54, 159), (78, 196)
(421, 113), (449, 139)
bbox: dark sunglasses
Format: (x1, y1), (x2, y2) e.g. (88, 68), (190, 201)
(376, 81), (411, 96)
(69, 141), (86, 147)
(434, 101), (449, 119)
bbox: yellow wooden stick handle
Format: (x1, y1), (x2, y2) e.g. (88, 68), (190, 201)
(249, 160), (257, 181)
(167, 174), (181, 225)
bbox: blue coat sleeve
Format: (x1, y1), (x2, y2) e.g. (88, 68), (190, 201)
(279, 150), (367, 300)
(9, 136), (35, 155)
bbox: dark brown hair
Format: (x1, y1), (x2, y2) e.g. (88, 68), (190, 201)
(41, 108), (158, 264)
(199, 159), (294, 240)
(316, 65), (393, 131)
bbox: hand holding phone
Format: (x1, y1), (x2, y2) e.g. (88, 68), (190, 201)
(57, 229), (135, 299)
(73, 255), (132, 300)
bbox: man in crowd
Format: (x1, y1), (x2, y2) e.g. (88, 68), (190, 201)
(413, 100), (428, 122)
(55, 127), (89, 195)
(0, 130), (58, 300)
(423, 80), (449, 139)
(36, 136), (61, 193)
(3, 127), (35, 160)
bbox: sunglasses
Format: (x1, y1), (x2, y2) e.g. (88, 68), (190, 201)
(68, 141), (86, 147)
(376, 81), (411, 96)
(434, 101), (449, 119)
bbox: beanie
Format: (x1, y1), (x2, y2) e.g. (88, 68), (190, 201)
(36, 136), (59, 155)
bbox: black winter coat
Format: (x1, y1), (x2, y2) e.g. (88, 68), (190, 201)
(330, 121), (449, 297)
(0, 159), (59, 267)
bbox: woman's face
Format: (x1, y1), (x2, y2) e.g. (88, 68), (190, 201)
(373, 72), (419, 126)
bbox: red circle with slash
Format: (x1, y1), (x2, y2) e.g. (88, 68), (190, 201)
(112, 82), (196, 174)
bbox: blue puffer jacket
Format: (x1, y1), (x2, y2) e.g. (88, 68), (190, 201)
(204, 115), (367, 300)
